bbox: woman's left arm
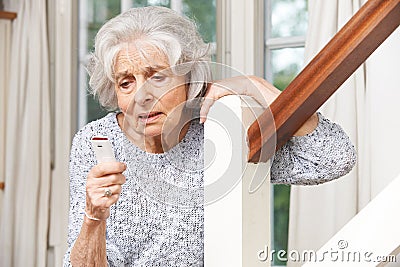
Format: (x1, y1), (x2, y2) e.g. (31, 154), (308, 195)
(270, 113), (356, 185)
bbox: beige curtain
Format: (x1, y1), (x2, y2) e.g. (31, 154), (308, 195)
(0, 0), (51, 266)
(287, 1), (400, 266)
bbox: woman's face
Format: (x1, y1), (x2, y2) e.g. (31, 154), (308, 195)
(113, 43), (188, 139)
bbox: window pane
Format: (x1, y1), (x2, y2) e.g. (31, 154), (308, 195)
(80, 0), (122, 125)
(86, 92), (109, 123)
(271, 0), (308, 38)
(273, 184), (290, 265)
(132, 0), (216, 42)
(271, 47), (304, 90)
(87, 0), (121, 51)
(133, 0), (169, 8)
(183, 0), (216, 43)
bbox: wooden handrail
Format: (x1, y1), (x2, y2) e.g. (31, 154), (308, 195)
(0, 11), (17, 20)
(248, 0), (400, 163)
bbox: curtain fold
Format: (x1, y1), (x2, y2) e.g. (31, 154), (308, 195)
(287, 1), (400, 266)
(0, 0), (51, 266)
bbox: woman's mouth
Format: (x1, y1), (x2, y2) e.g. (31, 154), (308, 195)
(138, 112), (163, 124)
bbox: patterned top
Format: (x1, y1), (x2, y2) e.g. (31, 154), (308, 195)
(63, 112), (356, 266)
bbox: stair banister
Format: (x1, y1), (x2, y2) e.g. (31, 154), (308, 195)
(248, 0), (400, 163)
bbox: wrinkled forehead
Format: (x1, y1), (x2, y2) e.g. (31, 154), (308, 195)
(113, 42), (170, 75)
(112, 41), (193, 81)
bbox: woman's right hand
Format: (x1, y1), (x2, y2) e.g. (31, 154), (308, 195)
(85, 162), (127, 221)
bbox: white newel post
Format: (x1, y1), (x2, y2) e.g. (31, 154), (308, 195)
(204, 95), (271, 266)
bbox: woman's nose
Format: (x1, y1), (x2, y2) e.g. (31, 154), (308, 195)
(134, 77), (154, 105)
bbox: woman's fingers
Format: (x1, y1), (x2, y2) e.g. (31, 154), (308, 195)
(90, 161), (126, 177)
(85, 183), (123, 220)
(199, 97), (216, 124)
(199, 76), (281, 123)
(85, 162), (127, 220)
(89, 184), (122, 208)
(88, 183), (123, 198)
(199, 82), (233, 123)
(86, 173), (126, 188)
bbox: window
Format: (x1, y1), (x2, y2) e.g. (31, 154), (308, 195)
(78, 0), (216, 127)
(265, 0), (308, 266)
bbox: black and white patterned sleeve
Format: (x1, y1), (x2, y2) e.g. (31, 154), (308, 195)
(63, 125), (124, 266)
(270, 113), (357, 185)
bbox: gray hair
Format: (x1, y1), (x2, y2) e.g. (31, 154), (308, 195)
(87, 6), (212, 110)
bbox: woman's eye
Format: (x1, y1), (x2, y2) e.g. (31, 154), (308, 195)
(151, 75), (166, 82)
(149, 74), (171, 87)
(121, 82), (129, 87)
(119, 81), (132, 90)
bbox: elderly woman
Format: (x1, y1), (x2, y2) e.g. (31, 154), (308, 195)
(64, 6), (356, 266)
